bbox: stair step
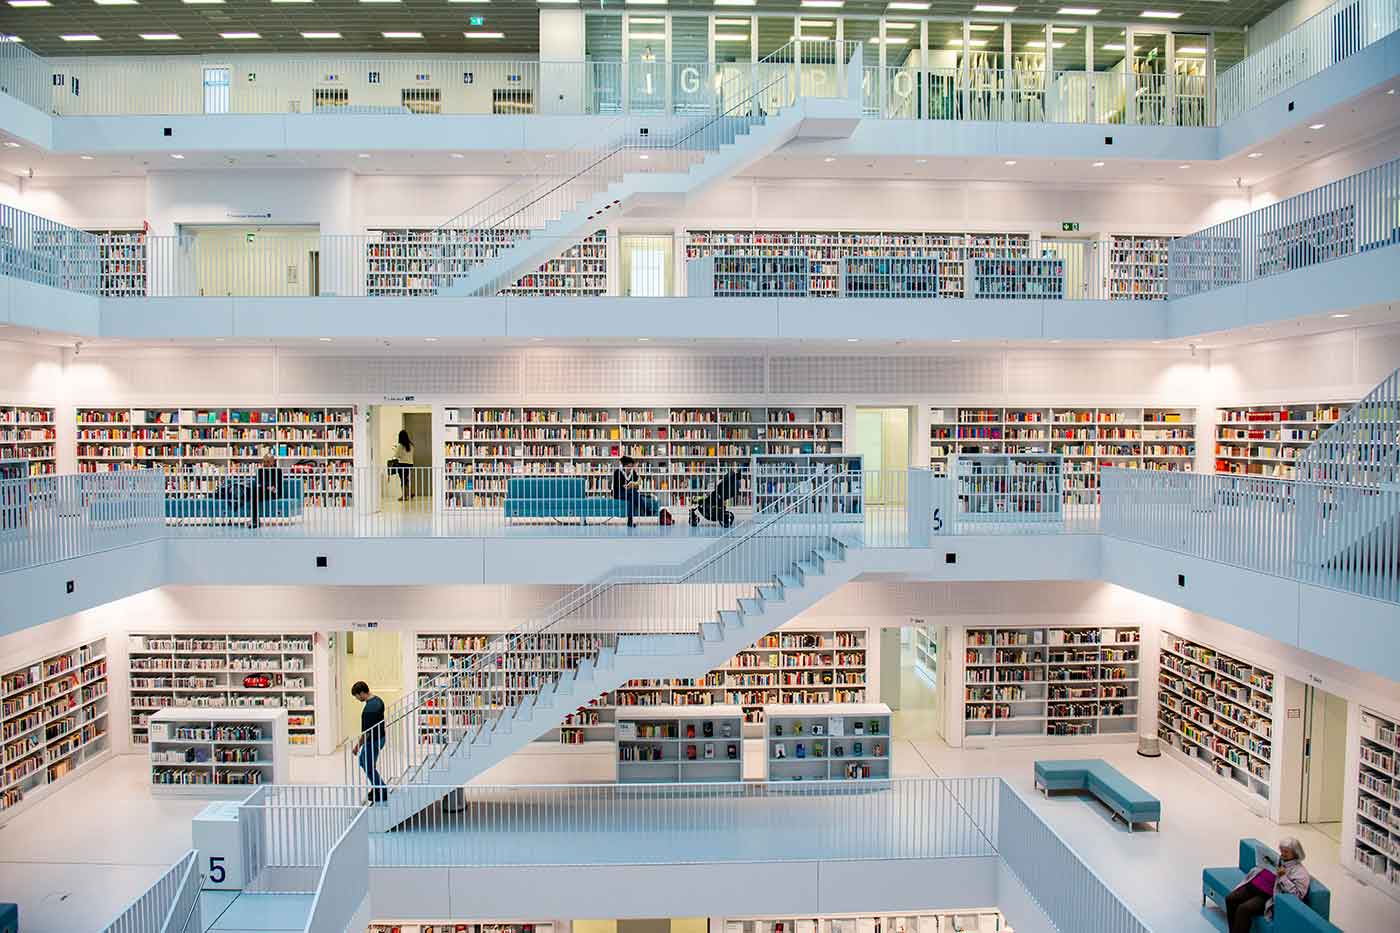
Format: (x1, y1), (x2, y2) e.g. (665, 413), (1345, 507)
(816, 546), (845, 563)
(796, 560), (823, 577)
(738, 597), (764, 617)
(776, 573), (802, 590)
(701, 622), (724, 642)
(718, 609), (744, 630)
(758, 584), (785, 603)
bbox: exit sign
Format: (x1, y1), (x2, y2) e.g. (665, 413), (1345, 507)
(469, 15), (485, 25)
(1061, 222), (1080, 231)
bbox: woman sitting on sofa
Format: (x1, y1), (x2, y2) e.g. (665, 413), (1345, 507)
(1226, 837), (1310, 933)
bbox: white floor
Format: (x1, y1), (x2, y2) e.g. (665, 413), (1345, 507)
(2, 668), (1398, 933)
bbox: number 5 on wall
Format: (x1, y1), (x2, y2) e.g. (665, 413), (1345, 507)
(208, 856), (226, 885)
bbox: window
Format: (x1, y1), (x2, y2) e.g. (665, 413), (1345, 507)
(203, 66), (230, 114)
(401, 88), (441, 114)
(314, 88), (349, 110)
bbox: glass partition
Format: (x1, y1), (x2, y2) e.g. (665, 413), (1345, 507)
(1132, 30), (1168, 124)
(1095, 26), (1130, 124)
(882, 19), (921, 119)
(1049, 21), (1088, 122)
(626, 16), (667, 113)
(714, 17), (753, 63)
(926, 20), (963, 119)
(1011, 22), (1047, 121)
(1173, 33), (1209, 127)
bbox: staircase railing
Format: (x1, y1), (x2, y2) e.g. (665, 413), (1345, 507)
(345, 468), (852, 794)
(1296, 368), (1400, 487)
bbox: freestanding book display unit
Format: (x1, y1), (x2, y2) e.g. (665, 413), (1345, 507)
(765, 703), (892, 781)
(149, 708), (289, 797)
(615, 705), (744, 783)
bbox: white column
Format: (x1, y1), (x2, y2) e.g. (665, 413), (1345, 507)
(539, 9), (586, 115)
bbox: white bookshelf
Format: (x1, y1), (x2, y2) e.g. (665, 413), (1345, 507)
(0, 404), (56, 476)
(365, 228), (606, 297)
(752, 452), (862, 517)
(929, 406), (1196, 497)
(1352, 708), (1400, 902)
(913, 623), (938, 689)
(686, 230), (1029, 299)
(127, 633), (317, 754)
(1, 638), (109, 815)
(723, 912), (1010, 933)
(1214, 402), (1350, 479)
(369, 923), (555, 933)
(442, 405), (845, 510)
(148, 708), (288, 796)
(76, 406), (355, 506)
(766, 702), (892, 781)
(952, 454), (1063, 522)
(687, 255), (811, 297)
(840, 256), (939, 298)
(962, 625), (1139, 745)
(91, 229), (148, 298)
(616, 704), (744, 783)
(970, 256), (1064, 299)
(1157, 631), (1275, 810)
(1108, 235), (1170, 301)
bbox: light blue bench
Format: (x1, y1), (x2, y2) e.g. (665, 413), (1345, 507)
(503, 477), (629, 524)
(1203, 838), (1333, 932)
(1033, 759), (1161, 832)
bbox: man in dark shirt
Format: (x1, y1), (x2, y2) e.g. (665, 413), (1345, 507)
(351, 681), (388, 803)
(250, 454), (283, 530)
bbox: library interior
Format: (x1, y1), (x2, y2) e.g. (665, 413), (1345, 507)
(0, 0), (1398, 932)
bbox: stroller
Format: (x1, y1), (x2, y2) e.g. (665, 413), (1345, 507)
(689, 471), (741, 528)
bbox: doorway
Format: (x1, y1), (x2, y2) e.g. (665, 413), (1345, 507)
(855, 407), (910, 505)
(890, 619), (942, 742)
(370, 404), (433, 508)
(1282, 675), (1349, 840)
(336, 628), (405, 746)
(1041, 236), (1100, 299)
(620, 234), (674, 296)
(180, 224), (321, 297)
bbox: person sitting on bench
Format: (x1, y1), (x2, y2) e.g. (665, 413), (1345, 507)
(612, 454), (659, 528)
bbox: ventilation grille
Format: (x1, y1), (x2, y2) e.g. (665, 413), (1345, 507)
(277, 355), (520, 396)
(69, 352), (275, 398)
(523, 352), (765, 397)
(1006, 351), (1199, 400)
(770, 355), (1003, 396)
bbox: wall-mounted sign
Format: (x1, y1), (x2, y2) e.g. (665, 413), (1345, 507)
(227, 211), (272, 219)
(1061, 222), (1080, 232)
(469, 15), (485, 26)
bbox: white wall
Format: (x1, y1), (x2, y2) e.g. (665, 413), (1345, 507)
(0, 338), (63, 404)
(0, 175), (146, 230)
(146, 170), (355, 236)
(1207, 324), (1400, 405)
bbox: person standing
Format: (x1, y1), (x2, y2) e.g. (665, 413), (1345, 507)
(391, 429), (415, 501)
(351, 681), (388, 804)
(250, 454), (283, 530)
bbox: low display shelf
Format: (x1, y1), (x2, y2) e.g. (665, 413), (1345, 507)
(687, 255), (811, 297)
(970, 256), (1064, 299)
(0, 404), (57, 476)
(369, 923), (553, 933)
(148, 708), (289, 796)
(1157, 631), (1275, 811)
(1352, 707), (1400, 902)
(952, 454), (1063, 521)
(839, 256), (938, 298)
(127, 633), (317, 753)
(1, 638), (109, 815)
(1108, 235), (1170, 301)
(752, 453), (862, 517)
(962, 625), (1139, 745)
(723, 911), (1009, 933)
(616, 705), (744, 783)
(765, 703), (892, 781)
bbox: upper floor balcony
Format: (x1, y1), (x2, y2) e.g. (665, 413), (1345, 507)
(0, 0), (1396, 161)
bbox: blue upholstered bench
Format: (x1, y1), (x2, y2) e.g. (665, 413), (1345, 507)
(0, 902), (15, 933)
(503, 477), (629, 524)
(161, 477), (306, 525)
(1033, 759), (1161, 832)
(1203, 838), (1333, 932)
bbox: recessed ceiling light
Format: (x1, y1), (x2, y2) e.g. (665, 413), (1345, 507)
(529, 336), (544, 342)
(1050, 339), (1062, 344)
(637, 337), (651, 342)
(1179, 163), (1190, 169)
(271, 0), (314, 3)
(318, 337), (333, 342)
(1177, 46), (1207, 54)
(2, 142), (20, 148)
(801, 0), (843, 6)
(536, 0), (579, 4)
(625, 0), (667, 4)
(801, 19), (834, 26)
(1140, 10), (1181, 18)
(361, 0), (401, 3)
(1004, 159), (1017, 165)
(463, 31), (505, 38)
(947, 39), (989, 47)
(968, 24), (1001, 31)
(1101, 43), (1126, 51)
(170, 153), (185, 159)
(80, 154), (94, 160)
(823, 157), (836, 163)
(1309, 122), (1326, 129)
(973, 4), (1016, 11)
(1247, 151), (1263, 159)
(94, 0), (139, 5)
(1092, 161), (1105, 167)
(846, 338), (860, 342)
(1057, 6), (1099, 13)
(885, 22), (917, 29)
(1330, 313), (1350, 318)
(357, 153), (371, 158)
(714, 32), (749, 40)
(450, 153), (464, 159)
(1050, 26), (1080, 33)
(141, 33), (181, 40)
(382, 31), (422, 38)
(869, 36), (909, 44)
(301, 32), (341, 39)
(915, 158), (927, 164)
(713, 0), (755, 5)
(7, 1), (51, 6)
(181, 0), (223, 4)
(220, 32), (260, 39)
(1026, 41), (1066, 49)
(886, 1), (930, 8)
(424, 337), (439, 342)
(61, 34), (102, 41)
(950, 338), (962, 343)
(639, 153), (650, 159)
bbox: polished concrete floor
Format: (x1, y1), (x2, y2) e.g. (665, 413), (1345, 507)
(2, 658), (1398, 932)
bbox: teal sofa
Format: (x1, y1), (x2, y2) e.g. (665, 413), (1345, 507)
(1033, 759), (1161, 832)
(1203, 838), (1334, 932)
(162, 477), (305, 525)
(503, 477), (628, 524)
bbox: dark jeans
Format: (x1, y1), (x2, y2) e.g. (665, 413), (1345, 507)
(621, 490), (659, 526)
(358, 736), (387, 801)
(391, 464), (414, 498)
(1226, 886), (1267, 933)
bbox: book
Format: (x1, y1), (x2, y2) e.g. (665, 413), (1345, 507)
(705, 743), (715, 759)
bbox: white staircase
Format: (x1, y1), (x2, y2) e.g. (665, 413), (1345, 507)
(349, 473), (865, 830)
(437, 43), (864, 298)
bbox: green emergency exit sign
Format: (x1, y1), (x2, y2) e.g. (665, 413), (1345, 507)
(1061, 222), (1080, 232)
(469, 15), (485, 25)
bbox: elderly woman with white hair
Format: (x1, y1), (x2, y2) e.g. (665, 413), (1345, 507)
(1226, 837), (1311, 933)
